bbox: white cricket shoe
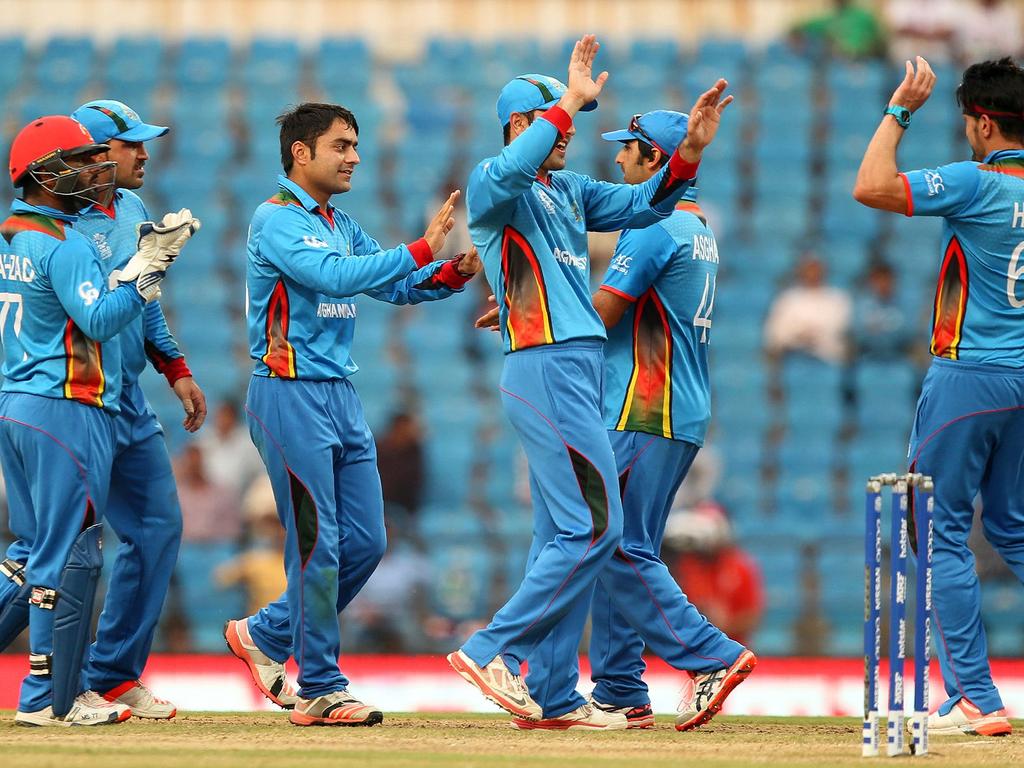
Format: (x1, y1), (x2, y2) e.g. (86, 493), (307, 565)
(447, 648), (542, 720)
(675, 649), (757, 731)
(16, 691), (132, 727)
(586, 693), (656, 728)
(512, 702), (628, 731)
(289, 690), (383, 727)
(926, 698), (1012, 737)
(102, 680), (176, 719)
(224, 618), (299, 709)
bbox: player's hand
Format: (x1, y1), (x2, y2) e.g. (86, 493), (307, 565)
(172, 376), (207, 432)
(889, 56), (935, 113)
(455, 246), (482, 277)
(562, 34), (609, 112)
(679, 79), (733, 161)
(424, 191), (460, 255)
(475, 294), (501, 331)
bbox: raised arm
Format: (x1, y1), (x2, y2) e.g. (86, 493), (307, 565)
(853, 56), (936, 213)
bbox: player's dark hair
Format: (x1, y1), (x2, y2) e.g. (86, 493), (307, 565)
(503, 110), (538, 146)
(956, 57), (1024, 144)
(636, 140), (669, 169)
(277, 103), (359, 174)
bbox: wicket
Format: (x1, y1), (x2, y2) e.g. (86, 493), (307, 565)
(863, 473), (934, 758)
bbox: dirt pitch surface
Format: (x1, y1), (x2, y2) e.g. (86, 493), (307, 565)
(0, 712), (1022, 768)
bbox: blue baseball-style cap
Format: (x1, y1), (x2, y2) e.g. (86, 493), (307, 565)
(70, 100), (169, 143)
(601, 110), (688, 156)
(496, 73), (598, 127)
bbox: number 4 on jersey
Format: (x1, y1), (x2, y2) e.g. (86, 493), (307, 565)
(693, 273), (715, 343)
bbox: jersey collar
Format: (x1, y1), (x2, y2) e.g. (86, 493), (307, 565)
(277, 174), (337, 225)
(11, 198), (77, 224)
(80, 189), (123, 219)
(983, 149), (1024, 164)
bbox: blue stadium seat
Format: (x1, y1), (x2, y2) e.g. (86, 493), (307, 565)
(38, 37), (95, 93)
(176, 38), (232, 90)
(426, 541), (494, 622)
(175, 541), (245, 653)
(106, 37), (164, 92)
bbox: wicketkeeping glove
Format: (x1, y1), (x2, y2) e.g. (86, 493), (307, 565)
(109, 208), (202, 302)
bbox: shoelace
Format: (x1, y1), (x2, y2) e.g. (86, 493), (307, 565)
(80, 691), (118, 709)
(509, 673), (529, 696)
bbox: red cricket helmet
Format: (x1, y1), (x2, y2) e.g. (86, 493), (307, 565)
(9, 116), (108, 185)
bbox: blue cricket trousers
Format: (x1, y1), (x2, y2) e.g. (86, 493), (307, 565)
(909, 358), (1024, 716)
(461, 341), (623, 718)
(0, 392), (114, 712)
(528, 430), (743, 713)
(87, 383), (182, 691)
(245, 375), (386, 699)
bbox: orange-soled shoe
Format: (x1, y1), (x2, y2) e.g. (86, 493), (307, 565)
(675, 649), (757, 732)
(927, 698), (1012, 737)
(511, 702), (627, 731)
(447, 649), (542, 720)
(289, 690), (383, 727)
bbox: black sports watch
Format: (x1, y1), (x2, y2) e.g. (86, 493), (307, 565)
(884, 105), (912, 129)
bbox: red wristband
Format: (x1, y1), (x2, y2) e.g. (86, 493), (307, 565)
(669, 152), (700, 181)
(160, 357), (192, 387)
(437, 259), (473, 289)
(540, 106), (573, 137)
(408, 238), (433, 268)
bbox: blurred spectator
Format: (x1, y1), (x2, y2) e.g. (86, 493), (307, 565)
(344, 524), (430, 652)
(672, 445), (723, 510)
(885, 0), (958, 64)
(851, 261), (915, 360)
(956, 1), (1023, 65)
(764, 255), (852, 363)
(197, 400), (265, 498)
(792, 0), (887, 60)
(376, 410), (425, 518)
(214, 476), (287, 614)
(662, 501), (764, 646)
(175, 443), (242, 543)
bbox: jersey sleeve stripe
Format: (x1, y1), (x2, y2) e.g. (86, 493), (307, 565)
(898, 173), (913, 217)
(599, 285), (637, 302)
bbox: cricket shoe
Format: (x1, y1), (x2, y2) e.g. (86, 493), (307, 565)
(511, 702), (628, 731)
(289, 690), (383, 726)
(447, 649), (542, 720)
(16, 691), (132, 727)
(102, 680), (176, 719)
(925, 699), (1012, 737)
(586, 693), (656, 729)
(675, 649), (757, 732)
(224, 618), (299, 709)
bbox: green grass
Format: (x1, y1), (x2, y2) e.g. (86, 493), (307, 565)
(0, 712), (1020, 768)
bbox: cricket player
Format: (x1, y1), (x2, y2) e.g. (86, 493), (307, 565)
(854, 56), (1024, 736)
(448, 35), (731, 729)
(0, 116), (196, 725)
(71, 99), (205, 717)
(224, 102), (478, 726)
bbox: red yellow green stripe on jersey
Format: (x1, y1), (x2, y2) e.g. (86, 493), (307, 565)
(930, 236), (969, 359)
(266, 188), (304, 208)
(615, 288), (673, 438)
(675, 200), (707, 225)
(262, 280), (298, 378)
(63, 319), (105, 407)
(501, 225), (554, 351)
(0, 212), (67, 241)
(978, 155), (1024, 178)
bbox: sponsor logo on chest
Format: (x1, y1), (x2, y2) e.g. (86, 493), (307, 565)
(92, 233), (113, 261)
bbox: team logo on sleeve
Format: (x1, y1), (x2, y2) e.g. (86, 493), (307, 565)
(924, 171), (945, 196)
(302, 235), (330, 248)
(78, 281), (99, 306)
(609, 252), (632, 275)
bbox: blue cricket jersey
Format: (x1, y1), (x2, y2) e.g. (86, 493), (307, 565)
(247, 175), (468, 380)
(76, 190), (187, 400)
(600, 194), (718, 444)
(0, 200), (145, 410)
(466, 107), (696, 353)
(902, 149), (1024, 367)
